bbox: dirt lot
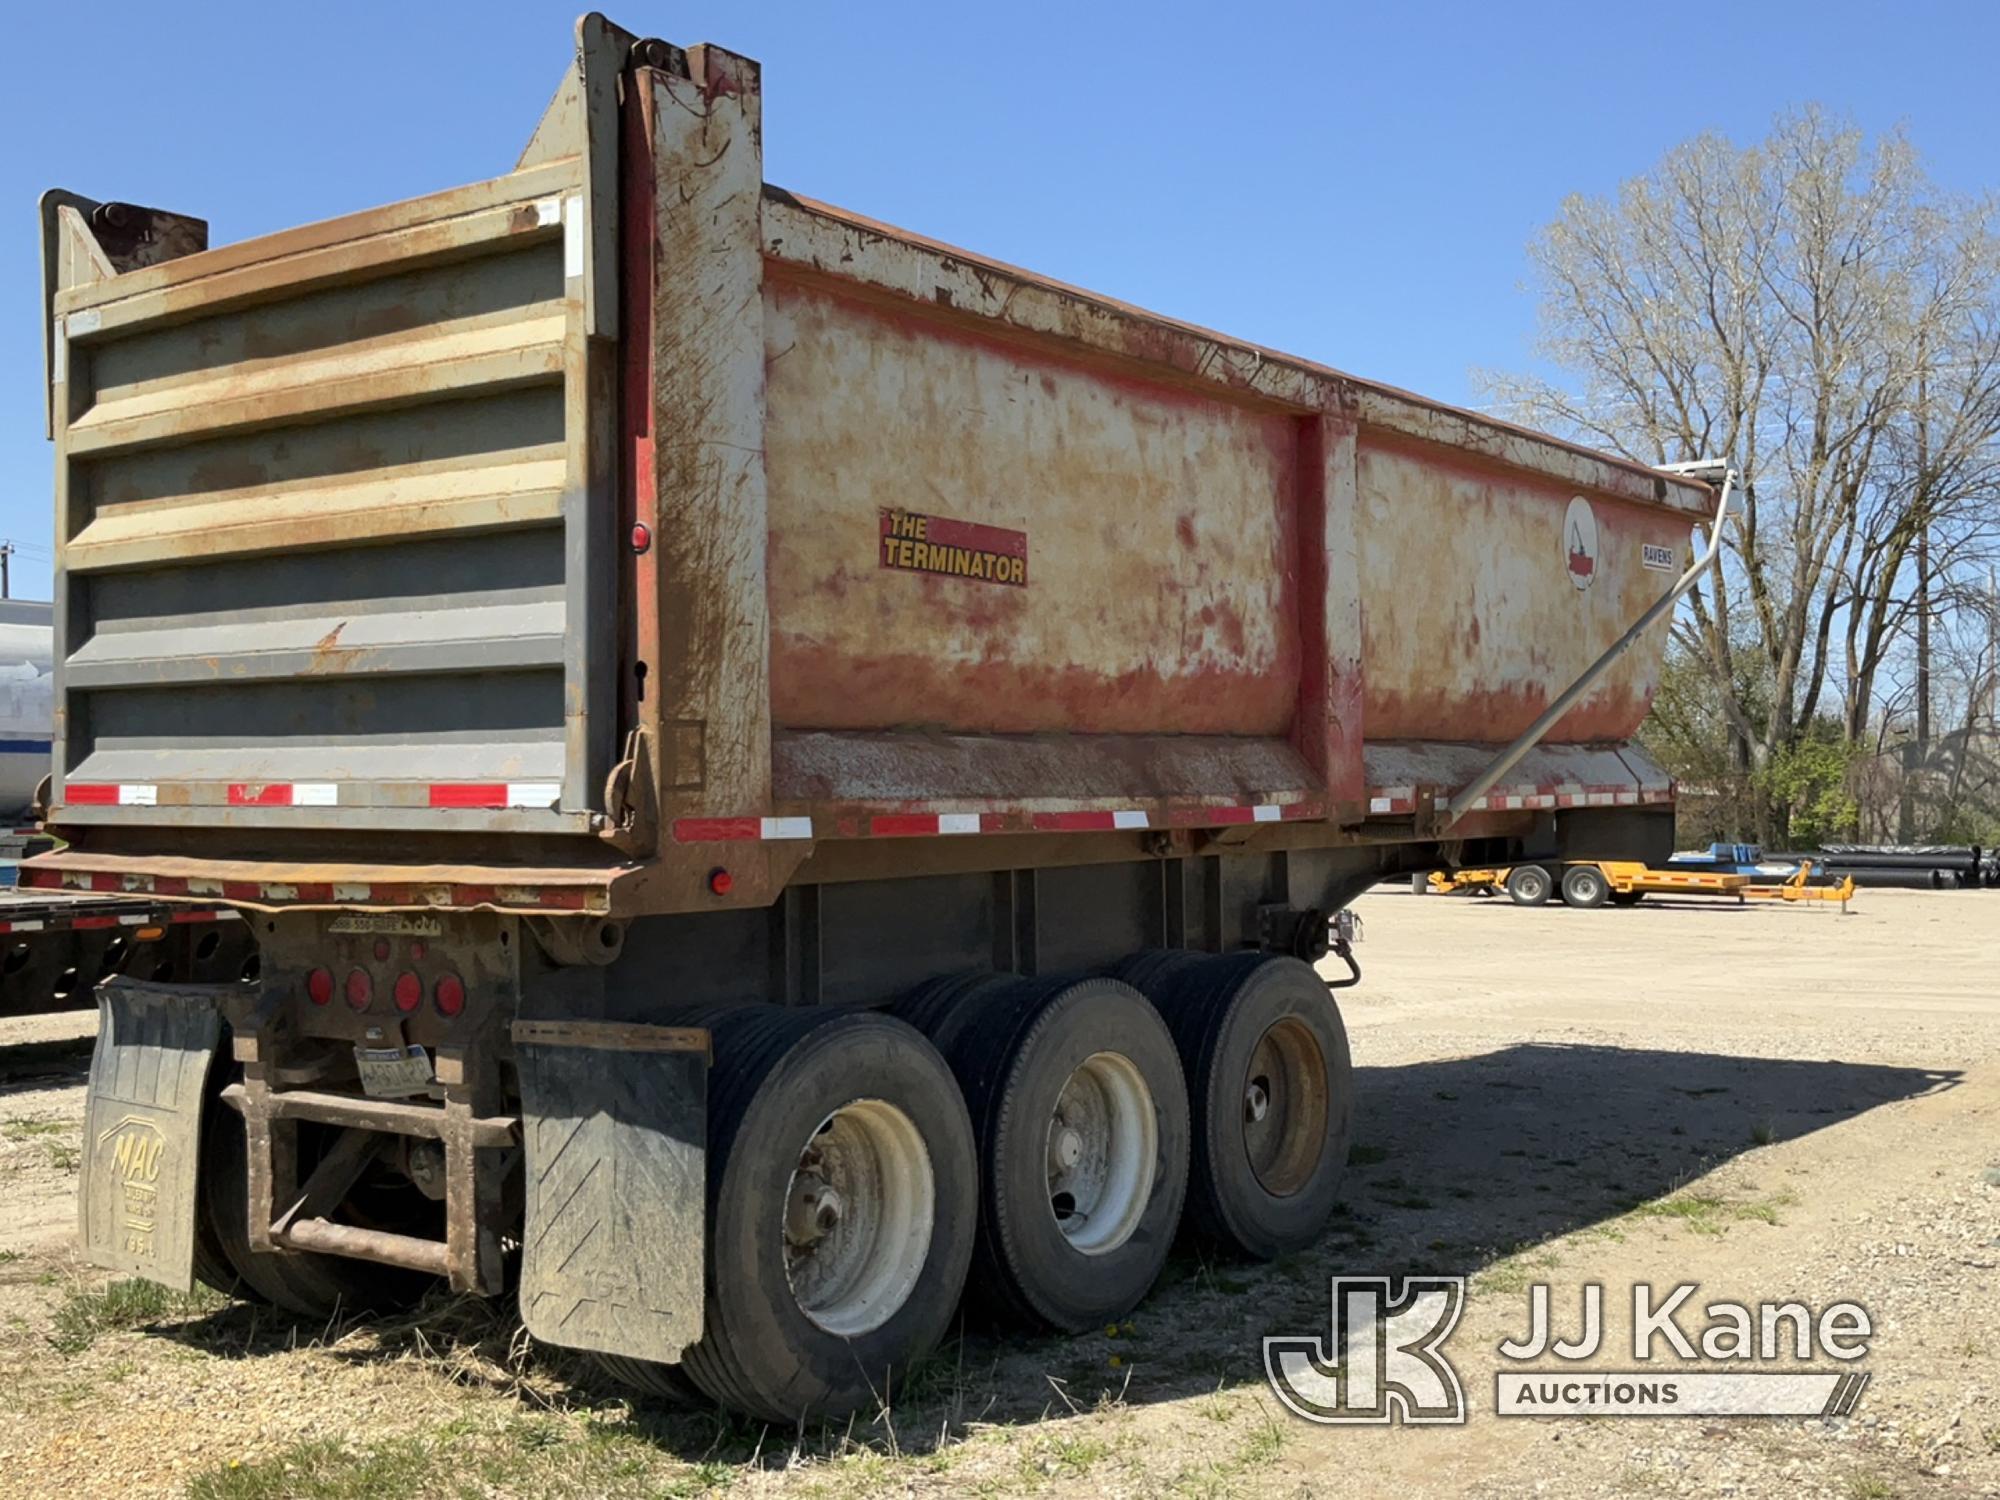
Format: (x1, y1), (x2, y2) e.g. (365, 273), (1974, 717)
(0, 886), (1994, 1499)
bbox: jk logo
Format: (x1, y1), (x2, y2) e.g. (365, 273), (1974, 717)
(1265, 1276), (1468, 1424)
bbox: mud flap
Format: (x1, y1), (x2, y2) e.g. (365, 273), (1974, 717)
(78, 978), (227, 1291)
(513, 1020), (709, 1364)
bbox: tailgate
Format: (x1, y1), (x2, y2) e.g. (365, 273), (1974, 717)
(41, 21), (629, 837)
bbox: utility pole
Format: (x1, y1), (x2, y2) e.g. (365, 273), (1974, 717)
(1915, 355), (1931, 754)
(0, 541), (12, 601)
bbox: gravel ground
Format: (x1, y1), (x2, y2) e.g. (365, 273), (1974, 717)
(0, 885), (1993, 1498)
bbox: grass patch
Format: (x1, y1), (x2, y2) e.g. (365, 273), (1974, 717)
(2, 1118), (70, 1139)
(188, 1420), (742, 1500)
(1626, 1190), (1791, 1238)
(49, 1277), (226, 1355)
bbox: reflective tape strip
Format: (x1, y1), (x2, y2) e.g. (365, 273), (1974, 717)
(65, 783), (156, 806)
(675, 802), (1310, 841)
(428, 788), (564, 812)
(228, 782), (340, 807)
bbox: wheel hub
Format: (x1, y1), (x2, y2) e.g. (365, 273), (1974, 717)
(1044, 1051), (1158, 1256)
(1242, 1018), (1331, 1198)
(782, 1099), (935, 1337)
(1244, 1078), (1271, 1124)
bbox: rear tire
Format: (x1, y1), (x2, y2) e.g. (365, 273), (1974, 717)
(1119, 953), (1352, 1259)
(675, 1006), (977, 1424)
(1560, 864), (1611, 909)
(899, 976), (1189, 1332)
(1505, 865), (1554, 906)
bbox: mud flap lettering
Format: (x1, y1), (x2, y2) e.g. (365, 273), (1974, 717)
(79, 978), (226, 1291)
(513, 1020), (708, 1364)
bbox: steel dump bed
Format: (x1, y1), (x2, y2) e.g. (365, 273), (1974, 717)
(32, 19), (1706, 915)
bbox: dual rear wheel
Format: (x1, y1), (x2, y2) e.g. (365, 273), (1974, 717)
(646, 958), (1352, 1419)
(200, 955), (1353, 1424)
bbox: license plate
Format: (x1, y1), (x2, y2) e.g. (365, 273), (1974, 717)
(355, 1044), (434, 1098)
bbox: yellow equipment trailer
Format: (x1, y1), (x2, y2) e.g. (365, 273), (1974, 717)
(1423, 860), (1854, 909)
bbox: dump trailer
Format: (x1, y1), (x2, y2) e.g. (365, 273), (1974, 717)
(35, 15), (1713, 1422)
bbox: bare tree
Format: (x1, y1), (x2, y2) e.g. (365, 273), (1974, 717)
(1485, 110), (2000, 840)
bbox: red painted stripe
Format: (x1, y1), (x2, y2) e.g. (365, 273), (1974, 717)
(429, 784), (507, 808)
(169, 909), (221, 924)
(1031, 811), (1118, 832)
(672, 817), (763, 843)
(1204, 805), (1259, 826)
(222, 881), (262, 902)
(73, 915), (120, 930)
(65, 784), (118, 805)
(869, 814), (941, 837)
(21, 868), (59, 889)
(88, 873), (125, 892)
(228, 784), (291, 806)
(534, 888), (591, 910)
(153, 876), (189, 896)
(451, 885), (502, 906)
(1280, 801), (1324, 821)
(288, 883), (335, 902)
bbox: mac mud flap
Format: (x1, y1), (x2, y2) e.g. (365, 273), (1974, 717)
(79, 977), (227, 1291)
(513, 1020), (710, 1364)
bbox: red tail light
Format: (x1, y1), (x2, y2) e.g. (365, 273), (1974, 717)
(306, 968), (334, 1005)
(393, 972), (422, 1013)
(434, 974), (466, 1017)
(345, 969), (372, 1011)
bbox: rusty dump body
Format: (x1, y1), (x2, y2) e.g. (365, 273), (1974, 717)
(30, 15), (1705, 922)
(54, 15), (1714, 1412)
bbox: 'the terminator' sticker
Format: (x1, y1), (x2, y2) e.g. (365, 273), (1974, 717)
(880, 509), (1027, 587)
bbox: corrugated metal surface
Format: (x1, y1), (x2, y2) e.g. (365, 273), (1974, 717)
(42, 21), (629, 835)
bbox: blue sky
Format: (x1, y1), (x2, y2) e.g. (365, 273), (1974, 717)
(3, 0), (1994, 601)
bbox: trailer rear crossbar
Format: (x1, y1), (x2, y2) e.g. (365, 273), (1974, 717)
(220, 1079), (520, 1294)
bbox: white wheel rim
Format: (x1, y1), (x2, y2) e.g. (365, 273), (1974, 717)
(1046, 1051), (1157, 1255)
(782, 1098), (934, 1337)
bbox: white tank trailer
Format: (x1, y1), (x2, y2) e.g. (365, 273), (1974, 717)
(0, 600), (53, 822)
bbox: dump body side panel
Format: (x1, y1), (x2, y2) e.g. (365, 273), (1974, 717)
(1356, 433), (1693, 743)
(764, 278), (1302, 738)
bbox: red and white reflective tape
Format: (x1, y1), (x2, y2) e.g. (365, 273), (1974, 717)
(19, 865), (602, 911)
(1435, 783), (1676, 813)
(1366, 786), (1417, 816)
(669, 802), (1320, 844)
(428, 782), (563, 809)
(65, 783), (157, 806)
(669, 815), (816, 843)
(0, 906), (240, 936)
(228, 782), (339, 807)
(62, 782), (564, 811)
